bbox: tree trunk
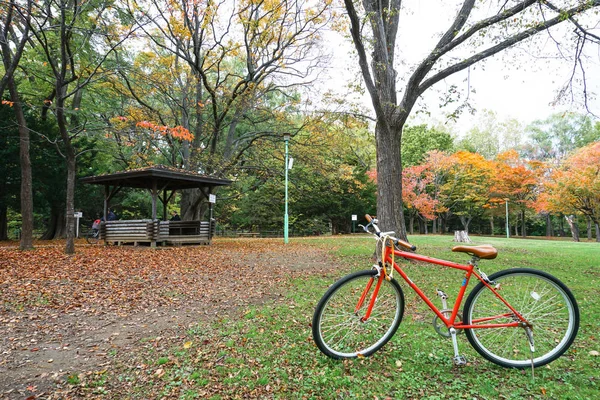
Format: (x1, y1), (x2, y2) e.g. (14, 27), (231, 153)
(180, 189), (201, 220)
(595, 222), (600, 243)
(489, 216), (494, 236)
(374, 122), (407, 238)
(181, 75), (206, 222)
(545, 213), (553, 237)
(409, 216), (414, 235)
(0, 204), (7, 241)
(40, 208), (66, 240)
(432, 218), (437, 234)
(521, 209), (526, 238)
(7, 77), (34, 250)
(587, 217), (592, 240)
(564, 215), (580, 242)
(558, 215), (566, 237)
(459, 215), (471, 235)
(454, 230), (471, 243)
(181, 189), (212, 221)
(56, 90), (76, 254)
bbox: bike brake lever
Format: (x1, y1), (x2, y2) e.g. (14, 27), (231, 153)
(358, 224), (370, 233)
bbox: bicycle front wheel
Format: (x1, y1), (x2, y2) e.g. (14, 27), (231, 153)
(464, 268), (579, 369)
(312, 269), (404, 359)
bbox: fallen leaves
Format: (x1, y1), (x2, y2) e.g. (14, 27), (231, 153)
(0, 241), (325, 317)
(0, 239), (335, 397)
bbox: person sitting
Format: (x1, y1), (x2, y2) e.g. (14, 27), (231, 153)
(170, 211), (181, 221)
(107, 209), (118, 221)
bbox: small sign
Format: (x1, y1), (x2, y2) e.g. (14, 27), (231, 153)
(209, 194), (216, 203)
(352, 215), (357, 221)
(74, 212), (83, 218)
(288, 157), (294, 170)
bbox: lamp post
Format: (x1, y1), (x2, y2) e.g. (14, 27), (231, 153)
(505, 198), (510, 239)
(284, 133), (290, 244)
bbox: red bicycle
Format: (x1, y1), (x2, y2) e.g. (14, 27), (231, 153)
(312, 215), (579, 369)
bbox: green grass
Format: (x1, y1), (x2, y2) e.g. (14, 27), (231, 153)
(114, 235), (600, 399)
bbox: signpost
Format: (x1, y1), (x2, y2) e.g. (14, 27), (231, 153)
(208, 194), (216, 238)
(74, 212), (83, 238)
(352, 214), (357, 233)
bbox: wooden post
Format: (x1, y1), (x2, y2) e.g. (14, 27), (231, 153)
(151, 181), (157, 220)
(103, 185), (109, 222)
(163, 189), (168, 221)
(103, 185), (109, 245)
(151, 181), (157, 248)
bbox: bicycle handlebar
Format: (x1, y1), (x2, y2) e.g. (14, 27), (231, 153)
(364, 214), (417, 251)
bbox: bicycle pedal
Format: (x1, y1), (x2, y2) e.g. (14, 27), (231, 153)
(453, 355), (468, 366)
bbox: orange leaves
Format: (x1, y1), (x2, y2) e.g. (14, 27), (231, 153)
(169, 126), (194, 141)
(1, 100), (14, 107)
(136, 120), (158, 130)
(366, 169), (377, 184)
(135, 121), (194, 141)
(490, 150), (537, 208)
(402, 165), (439, 220)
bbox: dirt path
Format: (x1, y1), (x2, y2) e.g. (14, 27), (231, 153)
(0, 240), (338, 399)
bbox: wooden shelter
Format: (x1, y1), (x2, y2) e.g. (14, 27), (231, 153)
(81, 166), (231, 246)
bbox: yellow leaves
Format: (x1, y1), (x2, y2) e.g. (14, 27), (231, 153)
(168, 16), (191, 40)
(544, 142), (600, 215)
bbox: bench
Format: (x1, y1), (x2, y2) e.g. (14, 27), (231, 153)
(159, 220), (212, 245)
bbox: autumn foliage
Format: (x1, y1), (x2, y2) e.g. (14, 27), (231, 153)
(540, 142), (600, 225)
(367, 141), (600, 237)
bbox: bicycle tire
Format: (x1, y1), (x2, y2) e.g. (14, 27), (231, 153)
(86, 229), (100, 245)
(312, 269), (404, 359)
(464, 268), (579, 369)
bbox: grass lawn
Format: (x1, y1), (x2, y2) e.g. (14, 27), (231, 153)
(104, 235), (600, 399)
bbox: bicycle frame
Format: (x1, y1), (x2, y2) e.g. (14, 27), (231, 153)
(358, 244), (530, 331)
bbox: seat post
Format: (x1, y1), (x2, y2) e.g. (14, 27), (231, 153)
(469, 256), (480, 268)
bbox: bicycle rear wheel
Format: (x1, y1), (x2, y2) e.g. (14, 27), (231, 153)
(86, 229), (100, 244)
(464, 268), (579, 369)
(312, 269), (404, 359)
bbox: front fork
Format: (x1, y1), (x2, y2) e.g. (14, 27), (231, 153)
(355, 265), (385, 321)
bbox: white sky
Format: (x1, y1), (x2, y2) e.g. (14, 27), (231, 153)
(321, 1), (600, 134)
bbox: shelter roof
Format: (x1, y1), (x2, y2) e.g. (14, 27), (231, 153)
(80, 165), (232, 190)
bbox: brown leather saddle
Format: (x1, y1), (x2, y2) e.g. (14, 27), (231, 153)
(451, 245), (498, 259)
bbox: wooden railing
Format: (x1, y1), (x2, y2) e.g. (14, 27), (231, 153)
(100, 219), (214, 245)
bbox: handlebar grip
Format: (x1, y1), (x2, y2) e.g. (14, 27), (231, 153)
(396, 239), (417, 252)
(365, 214), (373, 222)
